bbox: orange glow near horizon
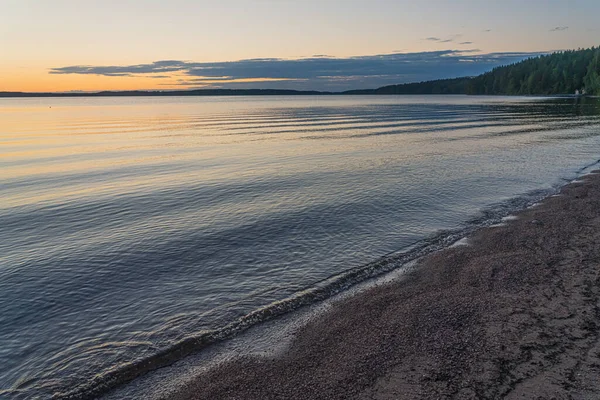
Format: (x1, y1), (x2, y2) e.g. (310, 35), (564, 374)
(0, 67), (303, 93)
(0, 68), (175, 92)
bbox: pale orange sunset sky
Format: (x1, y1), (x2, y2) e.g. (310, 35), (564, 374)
(1, 0), (598, 92)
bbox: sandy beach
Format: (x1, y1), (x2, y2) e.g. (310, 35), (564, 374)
(168, 171), (600, 400)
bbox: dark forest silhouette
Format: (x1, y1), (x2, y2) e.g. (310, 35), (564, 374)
(349, 47), (600, 96)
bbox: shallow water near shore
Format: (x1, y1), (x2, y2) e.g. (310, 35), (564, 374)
(1, 95), (600, 398)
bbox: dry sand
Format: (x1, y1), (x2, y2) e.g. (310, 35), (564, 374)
(171, 172), (600, 400)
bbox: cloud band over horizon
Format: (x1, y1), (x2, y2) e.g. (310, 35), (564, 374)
(49, 50), (546, 91)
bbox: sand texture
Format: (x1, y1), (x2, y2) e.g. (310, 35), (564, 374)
(172, 172), (600, 400)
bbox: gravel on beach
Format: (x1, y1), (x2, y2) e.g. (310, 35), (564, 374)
(172, 172), (600, 400)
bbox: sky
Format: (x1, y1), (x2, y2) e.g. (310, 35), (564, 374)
(1, 0), (599, 92)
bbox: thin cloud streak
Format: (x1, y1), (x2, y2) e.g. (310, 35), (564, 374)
(49, 50), (546, 91)
(423, 35), (462, 43)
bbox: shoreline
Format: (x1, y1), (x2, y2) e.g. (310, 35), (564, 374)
(77, 175), (587, 399)
(94, 178), (575, 399)
(156, 170), (600, 399)
(2, 92), (597, 400)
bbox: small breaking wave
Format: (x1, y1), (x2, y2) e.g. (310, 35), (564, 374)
(54, 177), (584, 400)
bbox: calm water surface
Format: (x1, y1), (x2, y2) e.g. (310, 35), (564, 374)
(1, 95), (599, 398)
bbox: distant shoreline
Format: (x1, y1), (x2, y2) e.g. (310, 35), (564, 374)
(0, 89), (335, 98)
(0, 90), (594, 99)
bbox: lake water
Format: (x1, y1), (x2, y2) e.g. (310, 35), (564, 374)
(1, 95), (600, 399)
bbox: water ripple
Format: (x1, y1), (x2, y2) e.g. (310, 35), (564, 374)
(0, 95), (599, 399)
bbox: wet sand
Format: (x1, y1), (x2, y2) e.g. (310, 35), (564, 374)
(172, 172), (600, 400)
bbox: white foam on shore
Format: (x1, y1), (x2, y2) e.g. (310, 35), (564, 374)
(449, 237), (470, 247)
(102, 168), (600, 400)
(102, 260), (418, 400)
(492, 214), (519, 226)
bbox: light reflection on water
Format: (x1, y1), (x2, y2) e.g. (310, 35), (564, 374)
(1, 95), (599, 398)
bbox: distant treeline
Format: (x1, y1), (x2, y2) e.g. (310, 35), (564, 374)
(466, 47), (600, 95)
(345, 77), (470, 95)
(2, 47), (599, 97)
(352, 47), (600, 96)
